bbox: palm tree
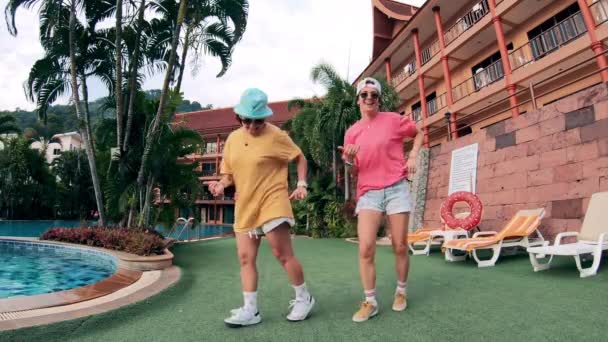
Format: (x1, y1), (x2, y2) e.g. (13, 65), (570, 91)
(114, 0), (125, 152)
(175, 0), (249, 92)
(5, 0), (110, 225)
(136, 0), (249, 227)
(290, 63), (400, 201)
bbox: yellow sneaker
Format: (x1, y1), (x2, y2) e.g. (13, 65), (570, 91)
(352, 301), (378, 322)
(392, 292), (407, 312)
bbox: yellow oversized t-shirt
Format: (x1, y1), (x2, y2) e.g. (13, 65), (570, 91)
(220, 124), (302, 232)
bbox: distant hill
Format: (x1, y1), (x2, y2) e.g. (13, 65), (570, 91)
(2, 90), (211, 139)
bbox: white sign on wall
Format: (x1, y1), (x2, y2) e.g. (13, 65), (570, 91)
(448, 143), (478, 194)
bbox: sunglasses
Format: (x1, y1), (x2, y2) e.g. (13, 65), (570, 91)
(359, 92), (379, 100)
(240, 117), (265, 126)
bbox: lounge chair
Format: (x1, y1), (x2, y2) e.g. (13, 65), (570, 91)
(527, 192), (608, 278)
(442, 208), (546, 267)
(408, 212), (471, 256)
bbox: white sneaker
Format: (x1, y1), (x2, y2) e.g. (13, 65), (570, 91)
(286, 295), (315, 321)
(224, 307), (262, 328)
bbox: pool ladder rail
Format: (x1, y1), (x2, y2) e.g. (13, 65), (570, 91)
(168, 217), (196, 241)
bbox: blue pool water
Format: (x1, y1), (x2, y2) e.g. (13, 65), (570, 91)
(0, 220), (86, 237)
(0, 240), (117, 298)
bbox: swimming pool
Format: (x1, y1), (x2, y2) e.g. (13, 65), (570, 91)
(0, 220), (85, 238)
(156, 223), (233, 241)
(0, 240), (117, 298)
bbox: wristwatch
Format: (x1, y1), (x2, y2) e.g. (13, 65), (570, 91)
(297, 180), (308, 188)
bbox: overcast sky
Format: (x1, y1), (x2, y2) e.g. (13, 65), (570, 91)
(0, 0), (425, 111)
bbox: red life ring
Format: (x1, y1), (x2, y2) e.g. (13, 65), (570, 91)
(440, 191), (483, 231)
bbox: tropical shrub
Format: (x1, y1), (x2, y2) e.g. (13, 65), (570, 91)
(41, 227), (166, 256)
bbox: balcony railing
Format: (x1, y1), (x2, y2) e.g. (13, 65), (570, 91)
(508, 11), (586, 71)
(427, 92), (447, 115)
(421, 39), (441, 66)
(444, 0), (490, 46)
(590, 0), (608, 26)
(452, 59), (504, 102)
(391, 58), (417, 87)
(201, 169), (217, 177)
(412, 107), (422, 122)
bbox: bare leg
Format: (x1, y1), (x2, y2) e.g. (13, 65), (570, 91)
(387, 213), (410, 283)
(235, 232), (262, 291)
(357, 210), (384, 291)
(265, 223), (304, 285)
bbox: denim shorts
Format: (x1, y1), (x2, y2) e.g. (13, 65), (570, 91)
(355, 179), (412, 215)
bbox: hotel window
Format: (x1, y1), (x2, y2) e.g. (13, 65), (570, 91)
(205, 142), (218, 154)
(470, 45), (511, 91)
(457, 124), (472, 137)
(527, 2), (585, 60)
(411, 92), (436, 121)
(53, 148), (61, 156)
(202, 163), (216, 176)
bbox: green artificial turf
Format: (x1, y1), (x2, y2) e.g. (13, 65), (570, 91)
(2, 237), (607, 342)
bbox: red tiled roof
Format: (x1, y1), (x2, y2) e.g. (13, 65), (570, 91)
(377, 0), (417, 17)
(173, 100), (298, 137)
(371, 0), (418, 59)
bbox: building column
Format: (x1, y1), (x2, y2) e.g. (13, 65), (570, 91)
(488, 0), (519, 118)
(412, 29), (430, 147)
(385, 58), (392, 83)
(215, 134), (220, 175)
(577, 0), (608, 83)
(433, 6), (458, 140)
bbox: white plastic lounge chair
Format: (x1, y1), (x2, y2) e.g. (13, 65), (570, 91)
(527, 192), (608, 278)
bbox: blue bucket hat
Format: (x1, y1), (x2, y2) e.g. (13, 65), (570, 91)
(234, 88), (273, 119)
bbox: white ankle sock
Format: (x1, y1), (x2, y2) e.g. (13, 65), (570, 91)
(396, 281), (407, 295)
(364, 289), (377, 306)
(293, 282), (310, 300)
(243, 291), (258, 313)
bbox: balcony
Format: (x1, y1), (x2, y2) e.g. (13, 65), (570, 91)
(427, 92), (447, 116)
(200, 169), (217, 177)
(444, 0), (490, 47)
(509, 11), (587, 71)
(392, 58), (417, 87)
(590, 0), (608, 26)
(421, 39), (441, 66)
(452, 58), (504, 102)
(412, 107), (422, 122)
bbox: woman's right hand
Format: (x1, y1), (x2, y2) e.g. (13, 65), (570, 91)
(204, 181), (225, 197)
(338, 144), (359, 164)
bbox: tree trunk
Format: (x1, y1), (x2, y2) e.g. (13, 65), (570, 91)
(123, 0), (145, 152)
(136, 0), (188, 194)
(115, 0), (124, 153)
(139, 175), (155, 227)
(176, 23), (192, 94)
(69, 0), (106, 226)
(81, 74), (95, 154)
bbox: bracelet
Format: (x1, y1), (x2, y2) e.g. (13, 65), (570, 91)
(297, 180), (308, 188)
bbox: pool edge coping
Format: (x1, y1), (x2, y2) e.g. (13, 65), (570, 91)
(0, 238), (174, 313)
(0, 266), (181, 331)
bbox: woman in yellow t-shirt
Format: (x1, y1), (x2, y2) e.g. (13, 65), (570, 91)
(206, 88), (315, 328)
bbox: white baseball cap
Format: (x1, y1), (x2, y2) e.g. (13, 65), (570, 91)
(356, 77), (382, 95)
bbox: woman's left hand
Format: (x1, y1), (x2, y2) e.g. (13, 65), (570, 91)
(289, 186), (308, 200)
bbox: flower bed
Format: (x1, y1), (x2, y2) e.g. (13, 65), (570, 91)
(41, 227), (166, 256)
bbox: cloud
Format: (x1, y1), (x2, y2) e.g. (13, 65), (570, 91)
(0, 0), (426, 111)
